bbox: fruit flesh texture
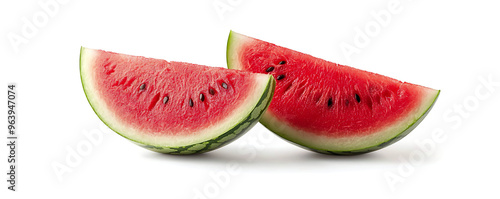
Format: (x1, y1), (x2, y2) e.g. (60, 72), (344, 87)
(91, 49), (258, 135)
(231, 33), (435, 137)
(227, 32), (439, 154)
(136, 81), (274, 154)
(81, 47), (275, 153)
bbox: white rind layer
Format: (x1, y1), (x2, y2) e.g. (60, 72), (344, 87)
(259, 88), (439, 152)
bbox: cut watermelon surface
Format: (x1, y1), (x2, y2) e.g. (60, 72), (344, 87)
(80, 47), (275, 154)
(227, 31), (439, 155)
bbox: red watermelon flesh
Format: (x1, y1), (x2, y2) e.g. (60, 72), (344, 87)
(227, 31), (439, 154)
(80, 47), (275, 154)
(92, 51), (256, 134)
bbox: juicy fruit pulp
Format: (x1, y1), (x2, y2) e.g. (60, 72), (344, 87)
(227, 31), (439, 155)
(80, 47), (275, 154)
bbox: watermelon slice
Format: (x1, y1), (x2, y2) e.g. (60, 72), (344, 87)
(80, 47), (275, 154)
(226, 31), (439, 155)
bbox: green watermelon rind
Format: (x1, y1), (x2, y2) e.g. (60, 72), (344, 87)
(80, 47), (275, 155)
(226, 31), (440, 155)
(136, 78), (275, 155)
(272, 91), (439, 155)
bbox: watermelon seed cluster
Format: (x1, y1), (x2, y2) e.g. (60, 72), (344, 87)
(264, 60), (286, 80)
(178, 82), (231, 108)
(149, 81), (231, 108)
(262, 58), (365, 109)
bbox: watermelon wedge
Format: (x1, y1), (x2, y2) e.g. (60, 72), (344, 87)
(80, 47), (275, 154)
(226, 31), (439, 155)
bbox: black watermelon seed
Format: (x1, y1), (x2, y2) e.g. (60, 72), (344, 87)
(279, 61), (286, 65)
(221, 82), (228, 89)
(345, 100), (349, 106)
(139, 83), (146, 90)
(209, 88), (215, 95)
(189, 98), (194, 107)
(265, 66), (275, 72)
(355, 94), (361, 103)
(328, 98), (333, 107)
(163, 96), (169, 104)
(276, 74), (285, 80)
(200, 93), (205, 102)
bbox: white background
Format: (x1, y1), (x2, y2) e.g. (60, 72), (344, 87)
(1, 0), (500, 198)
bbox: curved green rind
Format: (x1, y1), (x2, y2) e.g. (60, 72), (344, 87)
(267, 91), (440, 156)
(80, 47), (276, 155)
(134, 77), (275, 155)
(226, 31), (234, 69)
